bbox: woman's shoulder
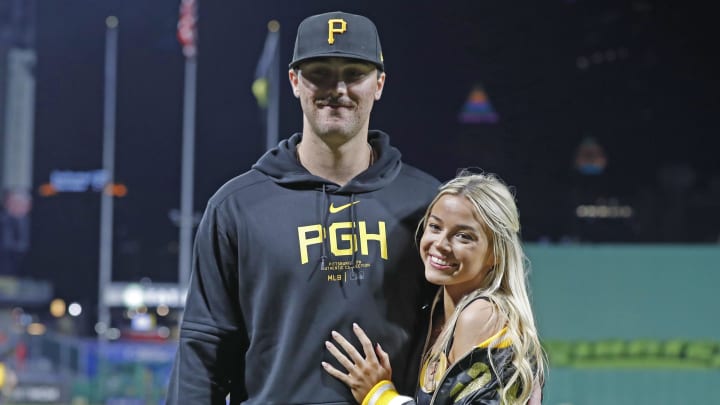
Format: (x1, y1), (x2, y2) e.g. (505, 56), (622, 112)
(458, 297), (501, 326)
(450, 297), (507, 361)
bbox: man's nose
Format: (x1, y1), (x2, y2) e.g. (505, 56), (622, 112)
(329, 79), (347, 95)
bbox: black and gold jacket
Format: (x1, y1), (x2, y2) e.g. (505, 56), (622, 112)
(362, 327), (516, 405)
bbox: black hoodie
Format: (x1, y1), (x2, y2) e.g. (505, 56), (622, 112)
(167, 131), (440, 404)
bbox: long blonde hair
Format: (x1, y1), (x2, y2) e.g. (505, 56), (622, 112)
(417, 171), (546, 404)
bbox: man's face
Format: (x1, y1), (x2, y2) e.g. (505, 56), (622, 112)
(289, 57), (385, 143)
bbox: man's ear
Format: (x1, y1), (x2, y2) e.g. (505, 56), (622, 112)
(374, 71), (386, 101)
(289, 69), (299, 98)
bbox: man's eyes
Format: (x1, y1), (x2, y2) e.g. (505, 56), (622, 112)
(344, 70), (365, 79)
(302, 68), (369, 82)
(304, 69), (330, 78)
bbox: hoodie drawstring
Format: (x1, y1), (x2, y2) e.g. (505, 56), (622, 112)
(320, 184), (329, 270)
(350, 193), (359, 282)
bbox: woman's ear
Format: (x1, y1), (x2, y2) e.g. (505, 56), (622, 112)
(484, 245), (496, 271)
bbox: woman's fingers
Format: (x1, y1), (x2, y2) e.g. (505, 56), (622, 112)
(325, 340), (356, 372)
(331, 330), (366, 365)
(322, 325), (393, 404)
(321, 361), (352, 385)
(325, 325), (388, 380)
(352, 323), (379, 363)
(376, 343), (392, 372)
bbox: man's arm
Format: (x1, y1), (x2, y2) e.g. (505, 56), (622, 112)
(166, 202), (246, 404)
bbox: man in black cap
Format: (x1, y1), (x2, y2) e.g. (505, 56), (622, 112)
(167, 11), (440, 404)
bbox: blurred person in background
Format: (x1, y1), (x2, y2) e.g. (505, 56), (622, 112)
(0, 189), (31, 276)
(167, 11), (440, 404)
(0, 336), (19, 404)
(324, 172), (546, 404)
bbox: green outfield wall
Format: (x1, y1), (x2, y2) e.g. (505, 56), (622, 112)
(525, 244), (720, 405)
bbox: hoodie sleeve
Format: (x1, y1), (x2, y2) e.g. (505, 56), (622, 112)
(166, 201), (247, 404)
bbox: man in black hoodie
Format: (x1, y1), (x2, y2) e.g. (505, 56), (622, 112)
(167, 11), (440, 404)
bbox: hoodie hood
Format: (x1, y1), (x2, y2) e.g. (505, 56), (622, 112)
(252, 130), (402, 193)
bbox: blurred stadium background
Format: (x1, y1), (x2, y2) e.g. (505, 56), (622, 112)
(0, 0), (718, 404)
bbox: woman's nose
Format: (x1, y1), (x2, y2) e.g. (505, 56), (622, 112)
(433, 236), (451, 251)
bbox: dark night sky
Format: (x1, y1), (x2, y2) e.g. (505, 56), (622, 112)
(21, 0), (720, 306)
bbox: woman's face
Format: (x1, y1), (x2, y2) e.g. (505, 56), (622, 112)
(420, 194), (494, 297)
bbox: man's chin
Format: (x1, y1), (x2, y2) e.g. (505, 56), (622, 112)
(313, 128), (358, 143)
(315, 121), (350, 135)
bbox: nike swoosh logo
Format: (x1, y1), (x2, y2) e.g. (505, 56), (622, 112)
(329, 201), (360, 214)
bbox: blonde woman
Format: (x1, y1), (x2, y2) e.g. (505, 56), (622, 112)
(323, 172), (546, 404)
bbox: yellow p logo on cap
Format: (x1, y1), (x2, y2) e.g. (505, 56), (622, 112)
(327, 19), (347, 44)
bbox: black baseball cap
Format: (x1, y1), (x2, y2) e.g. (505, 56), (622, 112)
(289, 11), (384, 71)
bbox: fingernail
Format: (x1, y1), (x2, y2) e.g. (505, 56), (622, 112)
(321, 361), (328, 368)
(325, 341), (331, 348)
(331, 330), (339, 338)
(353, 323), (359, 329)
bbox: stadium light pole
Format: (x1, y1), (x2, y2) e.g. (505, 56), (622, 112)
(97, 16), (119, 340)
(177, 0), (198, 295)
(178, 56), (196, 294)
